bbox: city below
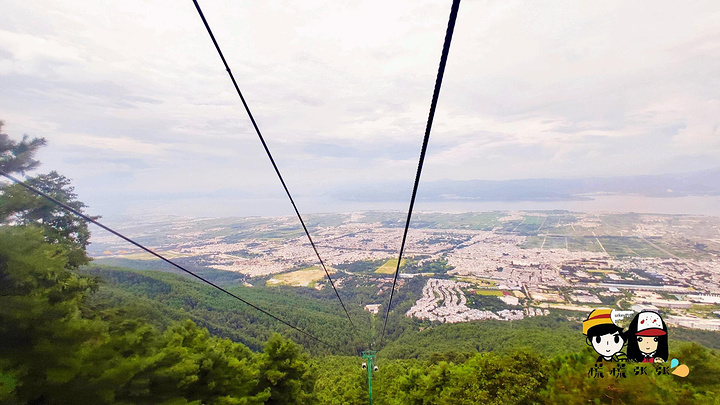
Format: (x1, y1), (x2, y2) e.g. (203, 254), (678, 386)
(90, 210), (720, 331)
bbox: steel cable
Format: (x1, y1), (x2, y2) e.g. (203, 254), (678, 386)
(1, 170), (341, 350)
(380, 0), (462, 345)
(191, 0), (356, 332)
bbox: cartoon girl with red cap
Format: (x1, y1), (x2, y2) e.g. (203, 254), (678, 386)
(626, 310), (668, 363)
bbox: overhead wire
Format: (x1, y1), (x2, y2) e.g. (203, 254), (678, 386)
(190, 0), (356, 333)
(0, 170), (341, 350)
(380, 0), (461, 345)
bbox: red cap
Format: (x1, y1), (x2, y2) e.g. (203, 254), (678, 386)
(636, 328), (666, 336)
(635, 311), (666, 336)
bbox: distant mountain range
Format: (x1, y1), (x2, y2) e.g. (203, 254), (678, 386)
(333, 167), (720, 202)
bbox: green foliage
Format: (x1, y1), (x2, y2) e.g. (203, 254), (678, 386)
(669, 326), (720, 351)
(257, 334), (315, 404)
(0, 171), (98, 268)
(0, 226), (103, 403)
(313, 356), (366, 405)
(672, 342), (720, 392)
(0, 225), (318, 404)
(0, 120), (46, 175)
(403, 257), (454, 275)
(465, 293), (510, 312)
(539, 345), (720, 404)
(364, 345), (720, 405)
(80, 265), (369, 355)
(93, 257), (246, 285)
(111, 320), (270, 405)
(334, 259), (387, 274)
(380, 315), (586, 360)
(373, 351), (549, 404)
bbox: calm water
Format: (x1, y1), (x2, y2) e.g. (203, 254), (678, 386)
(411, 195), (720, 217)
(118, 194), (720, 220)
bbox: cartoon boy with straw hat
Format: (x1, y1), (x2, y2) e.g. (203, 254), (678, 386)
(583, 308), (628, 363)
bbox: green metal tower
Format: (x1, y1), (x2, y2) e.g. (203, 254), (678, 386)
(362, 350), (377, 405)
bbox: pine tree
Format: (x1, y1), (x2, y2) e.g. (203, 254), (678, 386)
(258, 333), (316, 404)
(0, 171), (98, 268)
(0, 120), (46, 175)
(0, 226), (103, 403)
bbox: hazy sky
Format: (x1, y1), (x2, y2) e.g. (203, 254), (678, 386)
(1, 1), (719, 219)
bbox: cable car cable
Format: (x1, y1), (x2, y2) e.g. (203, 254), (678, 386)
(190, 0), (356, 332)
(0, 170), (341, 350)
(380, 0), (461, 345)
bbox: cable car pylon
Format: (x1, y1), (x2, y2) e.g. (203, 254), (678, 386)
(361, 350), (378, 405)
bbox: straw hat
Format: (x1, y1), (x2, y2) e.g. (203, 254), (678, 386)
(583, 308), (614, 335)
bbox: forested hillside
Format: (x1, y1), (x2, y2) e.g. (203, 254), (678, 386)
(79, 264), (369, 355)
(0, 226), (320, 404)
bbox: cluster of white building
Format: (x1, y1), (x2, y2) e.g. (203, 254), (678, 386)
(406, 278), (546, 324)
(407, 279), (492, 323)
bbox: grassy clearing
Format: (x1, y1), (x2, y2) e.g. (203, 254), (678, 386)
(475, 290), (504, 296)
(375, 258), (405, 274)
(266, 266), (330, 287)
(459, 278), (498, 287)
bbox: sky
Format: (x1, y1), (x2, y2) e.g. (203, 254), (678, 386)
(1, 0), (719, 220)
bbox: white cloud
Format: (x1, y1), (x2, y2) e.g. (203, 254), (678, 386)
(56, 133), (162, 155)
(669, 98), (720, 152)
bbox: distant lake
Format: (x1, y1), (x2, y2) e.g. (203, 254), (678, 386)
(115, 194), (720, 220)
(411, 195), (720, 217)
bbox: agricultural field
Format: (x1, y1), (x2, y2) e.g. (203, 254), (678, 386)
(513, 215), (546, 235)
(375, 258), (406, 274)
(474, 289), (504, 296)
(412, 211), (504, 231)
(458, 278), (498, 288)
(597, 236), (665, 258)
(266, 267), (329, 287)
(566, 236), (604, 252)
(520, 236), (544, 249)
(542, 236), (568, 250)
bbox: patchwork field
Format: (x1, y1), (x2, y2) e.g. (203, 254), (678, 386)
(375, 258), (406, 274)
(474, 289), (504, 296)
(266, 267), (330, 287)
